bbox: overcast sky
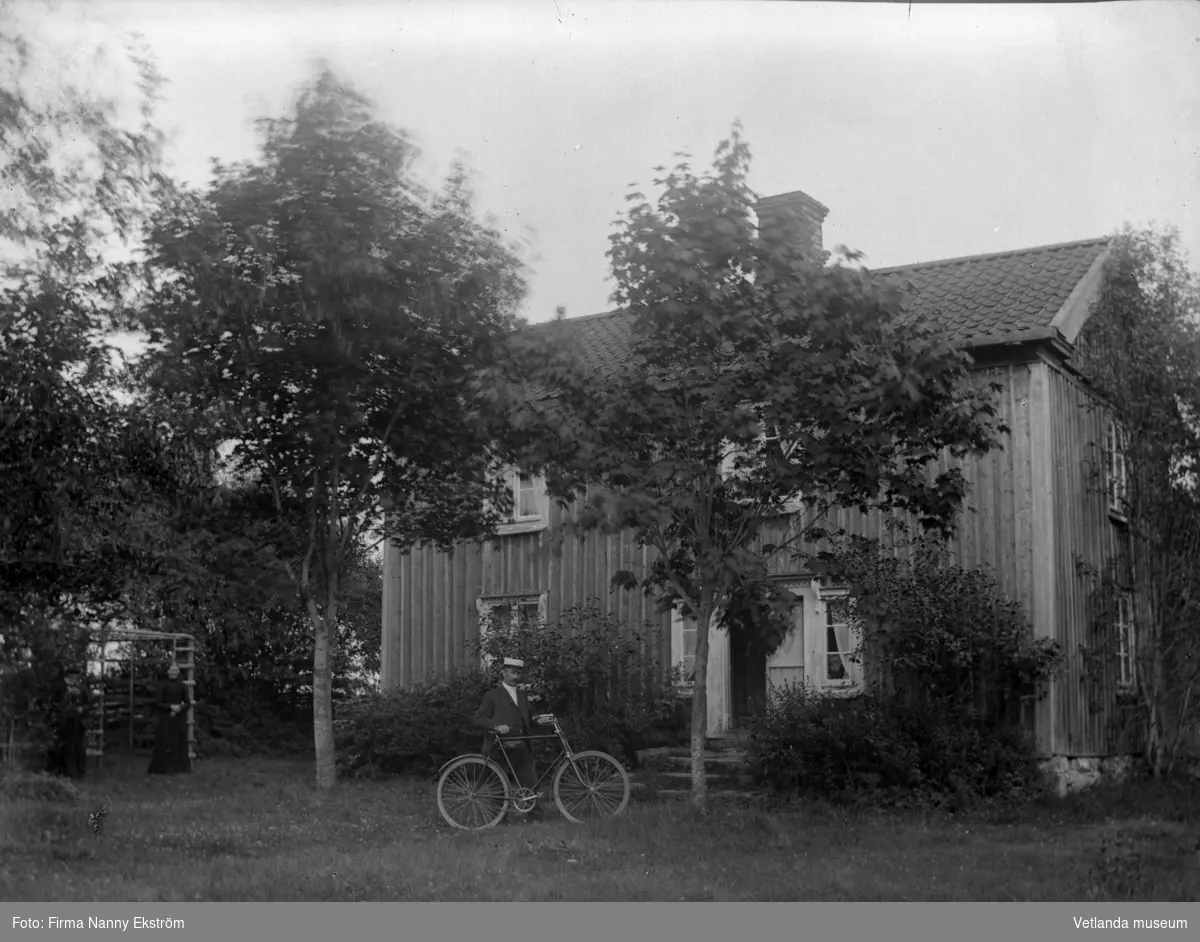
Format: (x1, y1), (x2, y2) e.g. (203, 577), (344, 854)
(82, 0), (1200, 325)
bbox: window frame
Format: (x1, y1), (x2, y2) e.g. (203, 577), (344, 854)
(718, 422), (804, 515)
(495, 469), (548, 535)
(512, 471), (542, 523)
(813, 585), (864, 696)
(476, 592), (548, 672)
(669, 606), (699, 694)
(1106, 418), (1129, 520)
(1116, 592), (1136, 691)
(762, 424), (805, 514)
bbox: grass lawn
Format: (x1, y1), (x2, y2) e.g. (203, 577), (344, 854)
(2, 754), (1198, 901)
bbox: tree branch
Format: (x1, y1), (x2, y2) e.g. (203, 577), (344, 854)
(645, 519), (700, 620)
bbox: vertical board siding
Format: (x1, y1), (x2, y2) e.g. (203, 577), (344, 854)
(1049, 364), (1127, 755)
(383, 362), (1080, 754)
(384, 502), (672, 690)
(380, 537), (402, 686)
(762, 364), (1038, 618)
(401, 542), (415, 683)
(422, 541), (435, 679)
(1028, 360), (1058, 753)
(386, 363), (1034, 677)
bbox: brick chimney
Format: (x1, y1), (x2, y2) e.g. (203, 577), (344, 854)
(754, 189), (829, 259)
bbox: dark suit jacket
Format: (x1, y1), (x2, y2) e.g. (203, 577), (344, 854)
(474, 685), (533, 750)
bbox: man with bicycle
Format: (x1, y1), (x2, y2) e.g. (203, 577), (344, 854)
(474, 657), (543, 820)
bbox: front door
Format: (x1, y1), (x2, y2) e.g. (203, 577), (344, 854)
(729, 581), (809, 726)
(731, 640), (767, 728)
(766, 582), (808, 698)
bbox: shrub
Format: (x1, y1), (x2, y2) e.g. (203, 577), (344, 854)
(896, 702), (1046, 803)
(192, 695), (311, 759)
(335, 602), (682, 779)
(743, 533), (1061, 807)
(747, 685), (1046, 807)
(815, 534), (1063, 720)
(333, 668), (494, 778)
(747, 684), (918, 800)
(473, 600), (683, 764)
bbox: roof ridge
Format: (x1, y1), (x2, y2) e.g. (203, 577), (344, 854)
(868, 237), (1111, 275)
(526, 308), (626, 329)
(523, 238), (1110, 337)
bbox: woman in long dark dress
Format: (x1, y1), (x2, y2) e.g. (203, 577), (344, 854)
(147, 663), (192, 775)
(46, 666), (89, 780)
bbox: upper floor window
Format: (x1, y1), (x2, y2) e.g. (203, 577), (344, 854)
(511, 471), (543, 522)
(718, 423), (803, 514)
(495, 470), (547, 534)
(1105, 419), (1128, 518)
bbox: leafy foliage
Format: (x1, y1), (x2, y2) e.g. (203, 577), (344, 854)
(482, 122), (1006, 806)
(0, 607), (93, 771)
(334, 669), (494, 778)
(473, 600), (682, 762)
(813, 534), (1063, 719)
(0, 313), (220, 766)
(135, 66), (528, 788)
(747, 685), (1048, 809)
(747, 535), (1060, 807)
(1072, 225), (1200, 777)
(0, 222), (192, 619)
(0, 0), (167, 266)
(335, 603), (681, 779)
(0, 6), (185, 757)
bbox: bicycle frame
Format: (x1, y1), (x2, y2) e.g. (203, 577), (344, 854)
(482, 714), (577, 798)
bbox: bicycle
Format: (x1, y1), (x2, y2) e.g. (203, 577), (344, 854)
(436, 713), (631, 830)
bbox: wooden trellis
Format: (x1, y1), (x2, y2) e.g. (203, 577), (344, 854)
(86, 626), (197, 767)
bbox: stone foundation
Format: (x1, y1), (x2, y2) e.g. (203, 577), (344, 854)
(1041, 755), (1136, 797)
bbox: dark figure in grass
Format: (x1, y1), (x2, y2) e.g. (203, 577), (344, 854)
(474, 657), (542, 820)
(147, 662), (192, 775)
(46, 666), (89, 780)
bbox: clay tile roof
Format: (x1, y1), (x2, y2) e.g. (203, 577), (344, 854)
(521, 308), (635, 377)
(526, 237), (1111, 369)
(871, 237), (1110, 344)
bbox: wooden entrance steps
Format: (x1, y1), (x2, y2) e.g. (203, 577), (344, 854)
(631, 739), (760, 802)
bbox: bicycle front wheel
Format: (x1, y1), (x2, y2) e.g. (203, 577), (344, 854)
(552, 750), (631, 824)
(437, 755), (510, 831)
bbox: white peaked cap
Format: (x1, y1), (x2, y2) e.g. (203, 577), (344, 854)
(502, 657), (525, 668)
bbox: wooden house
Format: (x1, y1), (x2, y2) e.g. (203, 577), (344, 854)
(382, 190), (1137, 769)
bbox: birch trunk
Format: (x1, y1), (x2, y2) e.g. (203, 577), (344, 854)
(307, 575), (339, 791)
(689, 594), (713, 812)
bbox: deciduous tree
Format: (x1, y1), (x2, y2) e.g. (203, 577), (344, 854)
(486, 125), (1005, 809)
(1, 0), (166, 270)
(138, 68), (527, 789)
(1076, 225), (1200, 777)
(1, 0), (171, 625)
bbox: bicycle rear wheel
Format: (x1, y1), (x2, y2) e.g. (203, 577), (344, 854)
(437, 755), (510, 830)
(552, 750), (631, 824)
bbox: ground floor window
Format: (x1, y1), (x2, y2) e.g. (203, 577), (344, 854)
(476, 593), (547, 669)
(670, 607), (698, 690)
(1116, 592), (1135, 690)
(816, 587), (863, 693)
